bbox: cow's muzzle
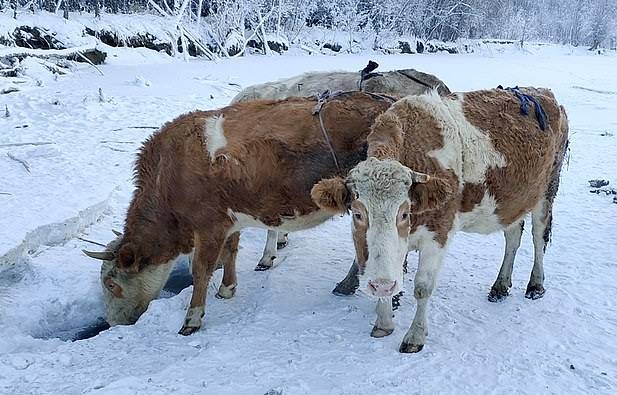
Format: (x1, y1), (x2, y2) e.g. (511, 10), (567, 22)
(367, 279), (397, 297)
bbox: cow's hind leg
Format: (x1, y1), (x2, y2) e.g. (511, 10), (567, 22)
(400, 241), (445, 353)
(179, 230), (228, 336)
(255, 230), (279, 271)
(216, 232), (240, 299)
(332, 260), (360, 296)
(277, 232), (289, 249)
(371, 297), (394, 338)
(526, 199), (551, 299)
(489, 220), (524, 302)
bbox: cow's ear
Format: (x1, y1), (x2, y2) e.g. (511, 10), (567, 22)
(409, 176), (455, 213)
(311, 177), (351, 213)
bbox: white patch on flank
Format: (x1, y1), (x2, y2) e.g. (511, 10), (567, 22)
(398, 91), (506, 184)
(456, 193), (504, 234)
(203, 115), (227, 158)
(227, 209), (333, 234)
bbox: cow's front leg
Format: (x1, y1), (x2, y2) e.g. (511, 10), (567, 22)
(371, 297), (394, 337)
(216, 232), (240, 299)
(179, 230), (228, 336)
(332, 259), (360, 295)
(400, 242), (445, 353)
(255, 230), (279, 271)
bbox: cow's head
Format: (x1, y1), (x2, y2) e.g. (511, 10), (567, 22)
(84, 236), (174, 326)
(311, 157), (454, 298)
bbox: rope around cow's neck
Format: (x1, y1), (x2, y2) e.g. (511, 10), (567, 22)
(312, 90), (397, 176)
(313, 90), (343, 174)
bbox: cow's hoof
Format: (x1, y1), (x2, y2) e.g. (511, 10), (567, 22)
(525, 284), (545, 300)
(371, 326), (394, 338)
(254, 263), (272, 271)
(399, 342), (424, 353)
(488, 287), (509, 303)
(332, 278), (359, 296)
(276, 241), (288, 250)
(255, 257), (275, 271)
(178, 325), (200, 336)
(216, 283), (236, 299)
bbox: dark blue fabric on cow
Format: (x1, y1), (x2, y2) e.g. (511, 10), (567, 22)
(497, 85), (548, 131)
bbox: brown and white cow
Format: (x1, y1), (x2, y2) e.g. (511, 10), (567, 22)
(84, 92), (394, 332)
(312, 88), (569, 353)
(233, 63), (451, 271)
(87, 67), (451, 328)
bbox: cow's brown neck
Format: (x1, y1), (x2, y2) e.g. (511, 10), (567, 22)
(119, 133), (194, 271)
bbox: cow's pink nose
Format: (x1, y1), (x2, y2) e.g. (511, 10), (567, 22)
(367, 280), (397, 297)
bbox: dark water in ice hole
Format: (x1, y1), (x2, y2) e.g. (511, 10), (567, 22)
(51, 258), (194, 342)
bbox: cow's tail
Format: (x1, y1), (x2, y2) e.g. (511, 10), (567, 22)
(542, 105), (570, 246)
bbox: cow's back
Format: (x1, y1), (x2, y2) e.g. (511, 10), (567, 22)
(375, 88), (567, 234)
(152, 92), (392, 227)
(459, 88), (566, 225)
(231, 69), (452, 104)
(230, 71), (360, 103)
(364, 69), (451, 97)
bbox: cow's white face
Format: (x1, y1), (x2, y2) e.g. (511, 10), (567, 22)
(311, 158), (448, 298)
(98, 237), (174, 326)
(347, 159), (418, 297)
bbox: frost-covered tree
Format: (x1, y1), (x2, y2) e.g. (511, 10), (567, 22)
(1, 0), (616, 50)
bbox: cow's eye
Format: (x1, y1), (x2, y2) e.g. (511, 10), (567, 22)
(353, 212), (363, 221)
(401, 212), (409, 220)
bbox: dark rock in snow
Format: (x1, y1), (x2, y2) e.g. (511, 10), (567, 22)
(322, 42), (342, 52)
(67, 48), (107, 65)
(247, 39), (288, 54)
(588, 179), (609, 188)
(398, 40), (414, 54)
(416, 41), (425, 53)
(2, 26), (65, 50)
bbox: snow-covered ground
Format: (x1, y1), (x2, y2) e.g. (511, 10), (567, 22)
(1, 46), (616, 394)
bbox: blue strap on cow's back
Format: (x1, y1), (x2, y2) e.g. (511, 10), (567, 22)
(497, 85), (547, 131)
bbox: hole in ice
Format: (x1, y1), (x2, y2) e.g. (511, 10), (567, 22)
(42, 258), (194, 342)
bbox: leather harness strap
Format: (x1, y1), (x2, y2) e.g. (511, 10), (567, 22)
(396, 70), (437, 91)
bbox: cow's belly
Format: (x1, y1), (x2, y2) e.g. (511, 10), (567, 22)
(455, 193), (504, 235)
(228, 209), (334, 233)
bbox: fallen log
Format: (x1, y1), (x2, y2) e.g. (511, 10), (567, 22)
(0, 46), (107, 65)
(1, 87), (20, 94)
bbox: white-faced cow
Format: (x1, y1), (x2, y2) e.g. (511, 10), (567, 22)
(84, 92), (394, 332)
(312, 88), (569, 352)
(233, 61), (451, 271)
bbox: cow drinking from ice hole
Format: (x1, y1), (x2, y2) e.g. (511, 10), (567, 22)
(83, 91), (394, 331)
(312, 88), (569, 352)
(85, 64), (452, 328)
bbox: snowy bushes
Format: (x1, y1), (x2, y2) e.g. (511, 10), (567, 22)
(2, 1), (617, 52)
(1, 0), (616, 59)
